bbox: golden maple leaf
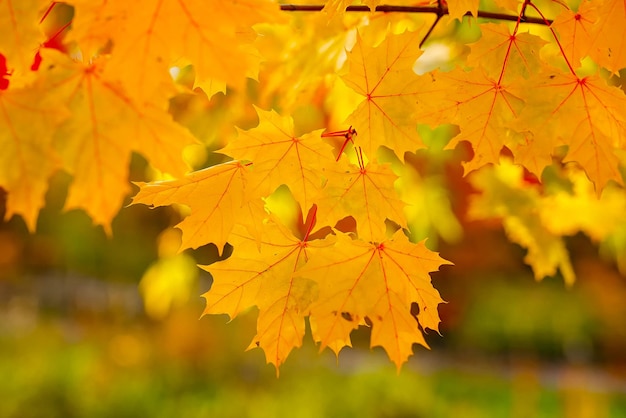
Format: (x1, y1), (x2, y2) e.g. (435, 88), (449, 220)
(299, 230), (450, 369)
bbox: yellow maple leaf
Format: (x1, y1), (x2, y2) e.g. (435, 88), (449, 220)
(202, 219), (332, 374)
(298, 230), (450, 369)
(220, 107), (335, 213)
(341, 29), (429, 160)
(133, 161), (261, 254)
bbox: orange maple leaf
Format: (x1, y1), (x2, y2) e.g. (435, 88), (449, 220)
(552, 1), (598, 69)
(220, 107), (335, 213)
(416, 67), (524, 174)
(585, 0), (626, 74)
(68, 0), (285, 97)
(299, 231), (450, 369)
(341, 29), (429, 160)
(467, 23), (547, 81)
(518, 67), (626, 190)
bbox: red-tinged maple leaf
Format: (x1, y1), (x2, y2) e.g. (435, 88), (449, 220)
(219, 107), (335, 213)
(516, 67), (626, 190)
(202, 217), (332, 374)
(415, 66), (524, 174)
(39, 50), (196, 232)
(0, 0), (47, 77)
(341, 29), (429, 160)
(316, 154), (407, 242)
(298, 231), (450, 369)
(0, 81), (68, 230)
(132, 161), (263, 255)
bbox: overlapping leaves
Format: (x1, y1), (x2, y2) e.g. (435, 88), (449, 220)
(2, 0), (626, 374)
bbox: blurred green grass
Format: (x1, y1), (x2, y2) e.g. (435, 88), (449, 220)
(1, 282), (626, 418)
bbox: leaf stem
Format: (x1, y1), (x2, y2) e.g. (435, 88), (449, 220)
(40, 2), (58, 24)
(525, 1), (576, 75)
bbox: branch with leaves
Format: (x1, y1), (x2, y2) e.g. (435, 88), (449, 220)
(1, 0), (625, 374)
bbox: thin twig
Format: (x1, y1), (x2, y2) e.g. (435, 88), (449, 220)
(279, 4), (552, 25)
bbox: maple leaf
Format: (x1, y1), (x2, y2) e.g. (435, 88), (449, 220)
(298, 231), (450, 369)
(585, 0), (626, 74)
(68, 0), (285, 97)
(466, 23), (547, 81)
(517, 66), (626, 190)
(341, 29), (429, 160)
(0, 0), (47, 77)
(39, 50), (196, 232)
(316, 154), (407, 241)
(63, 0), (127, 59)
(133, 161), (263, 254)
(416, 66), (524, 174)
(417, 23), (545, 175)
(220, 107), (335, 213)
(552, 1), (598, 69)
(0, 81), (68, 230)
(202, 219), (331, 374)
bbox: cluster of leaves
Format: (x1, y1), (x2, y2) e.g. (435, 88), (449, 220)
(1, 0), (625, 372)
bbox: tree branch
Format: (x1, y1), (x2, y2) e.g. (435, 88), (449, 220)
(279, 4), (552, 25)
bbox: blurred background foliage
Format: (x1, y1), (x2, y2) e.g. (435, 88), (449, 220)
(2, 3), (626, 418)
(2, 151), (626, 417)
